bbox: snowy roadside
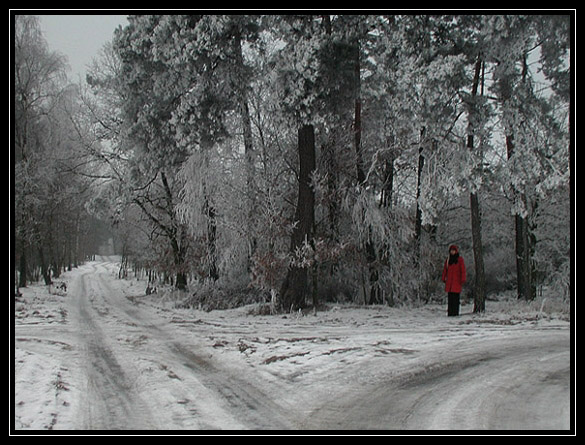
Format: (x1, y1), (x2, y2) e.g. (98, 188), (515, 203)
(12, 258), (572, 431)
(14, 275), (81, 429)
(150, 292), (571, 429)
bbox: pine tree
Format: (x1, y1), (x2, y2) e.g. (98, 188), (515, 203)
(76, 14), (570, 310)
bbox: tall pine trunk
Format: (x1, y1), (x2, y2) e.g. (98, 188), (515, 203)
(199, 137), (219, 283)
(38, 244), (52, 286)
(414, 128), (425, 250)
(507, 134), (534, 301)
(203, 193), (219, 282)
(279, 124), (316, 311)
(504, 55), (535, 301)
(232, 30), (257, 268)
(468, 56), (486, 313)
(160, 171), (189, 289)
(18, 243), (27, 288)
(380, 145), (395, 306)
(351, 37), (380, 304)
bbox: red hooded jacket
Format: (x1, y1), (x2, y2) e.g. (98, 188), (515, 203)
(442, 245), (466, 293)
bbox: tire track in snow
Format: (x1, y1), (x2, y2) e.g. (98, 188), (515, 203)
(303, 332), (570, 430)
(168, 341), (293, 429)
(74, 266), (157, 430)
(75, 262), (293, 430)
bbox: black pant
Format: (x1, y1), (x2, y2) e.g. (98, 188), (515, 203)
(448, 292), (460, 316)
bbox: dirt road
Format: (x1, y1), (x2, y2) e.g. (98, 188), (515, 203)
(72, 262), (293, 430)
(18, 260), (570, 431)
(75, 267), (157, 429)
(303, 333), (570, 430)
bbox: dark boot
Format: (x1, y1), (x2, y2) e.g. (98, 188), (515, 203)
(448, 292), (460, 316)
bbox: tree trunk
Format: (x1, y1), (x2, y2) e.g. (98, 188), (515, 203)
(506, 135), (535, 301)
(414, 134), (425, 248)
(413, 129), (427, 304)
(353, 39), (364, 186)
(160, 171), (190, 289)
(38, 245), (52, 286)
(170, 235), (188, 290)
(351, 38), (380, 305)
(502, 55), (535, 302)
(470, 192), (486, 312)
(380, 152), (395, 209)
(380, 149), (395, 306)
(233, 30), (257, 268)
(468, 56), (487, 313)
(18, 244), (27, 288)
(279, 124), (316, 311)
(204, 193), (219, 282)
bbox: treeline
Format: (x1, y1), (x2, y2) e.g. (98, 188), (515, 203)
(14, 15), (571, 312)
(14, 16), (115, 290)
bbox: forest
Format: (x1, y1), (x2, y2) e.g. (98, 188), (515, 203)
(13, 14), (572, 314)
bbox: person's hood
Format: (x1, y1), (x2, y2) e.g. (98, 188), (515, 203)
(448, 245), (459, 253)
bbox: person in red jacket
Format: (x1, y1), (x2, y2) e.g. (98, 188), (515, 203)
(442, 245), (466, 316)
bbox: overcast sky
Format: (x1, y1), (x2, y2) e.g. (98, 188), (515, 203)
(38, 15), (128, 81)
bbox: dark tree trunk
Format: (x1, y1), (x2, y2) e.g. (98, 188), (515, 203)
(169, 232), (187, 290)
(503, 55), (535, 302)
(160, 171), (191, 289)
(199, 137), (220, 284)
(279, 124), (316, 311)
(351, 38), (380, 305)
(414, 138), (425, 249)
(232, 30), (257, 268)
(506, 137), (535, 301)
(38, 245), (52, 286)
(204, 194), (219, 282)
(468, 56), (487, 313)
(18, 245), (27, 288)
(379, 150), (395, 306)
(380, 153), (395, 209)
(470, 192), (486, 312)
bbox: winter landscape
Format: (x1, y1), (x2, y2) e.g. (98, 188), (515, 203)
(14, 256), (571, 431)
(13, 14), (573, 433)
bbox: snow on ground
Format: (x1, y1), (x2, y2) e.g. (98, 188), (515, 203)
(13, 257), (572, 432)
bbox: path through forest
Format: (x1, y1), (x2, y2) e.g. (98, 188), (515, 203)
(14, 259), (571, 431)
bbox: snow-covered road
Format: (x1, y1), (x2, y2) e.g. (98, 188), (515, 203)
(14, 259), (572, 432)
(303, 333), (570, 430)
(75, 265), (158, 429)
(71, 261), (292, 429)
